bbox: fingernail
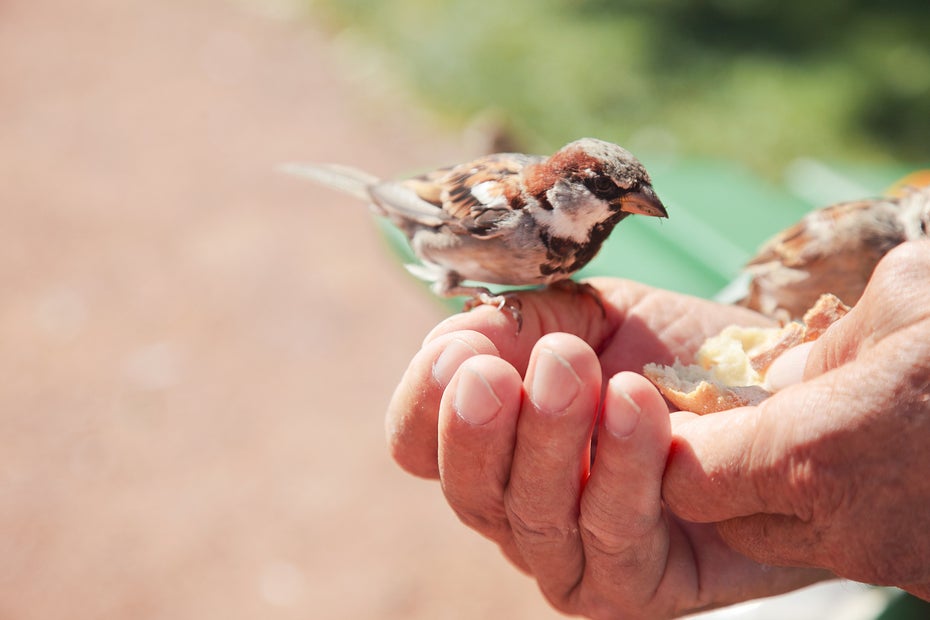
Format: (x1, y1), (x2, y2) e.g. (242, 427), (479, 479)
(605, 378), (641, 438)
(453, 366), (502, 425)
(530, 348), (582, 414)
(766, 341), (814, 391)
(432, 338), (479, 386)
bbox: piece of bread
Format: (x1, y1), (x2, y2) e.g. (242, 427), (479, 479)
(642, 294), (849, 414)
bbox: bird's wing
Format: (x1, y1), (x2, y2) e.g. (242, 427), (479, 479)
(371, 153), (540, 237)
(745, 199), (882, 270)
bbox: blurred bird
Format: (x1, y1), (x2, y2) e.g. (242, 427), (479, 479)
(738, 175), (930, 321)
(283, 138), (666, 311)
(462, 108), (524, 156)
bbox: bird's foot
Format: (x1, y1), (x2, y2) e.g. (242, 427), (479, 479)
(461, 289), (523, 332)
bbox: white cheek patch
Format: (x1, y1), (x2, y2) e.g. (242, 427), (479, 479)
(534, 183), (614, 243)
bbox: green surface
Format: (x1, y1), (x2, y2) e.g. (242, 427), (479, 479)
(877, 591), (930, 620)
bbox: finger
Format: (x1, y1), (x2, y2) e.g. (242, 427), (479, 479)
(571, 372), (672, 609)
(666, 245), (930, 523)
(423, 281), (631, 375)
(425, 280), (774, 378)
(663, 378), (838, 523)
(503, 333), (603, 602)
(386, 330), (499, 478)
(436, 354), (529, 569)
(765, 341), (813, 391)
(679, 333), (927, 573)
(663, 405), (773, 523)
(805, 241), (930, 379)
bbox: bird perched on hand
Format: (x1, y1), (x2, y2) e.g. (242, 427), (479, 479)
(738, 179), (930, 321)
(283, 138), (667, 310)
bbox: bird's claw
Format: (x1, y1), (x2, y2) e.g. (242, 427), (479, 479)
(463, 292), (523, 333)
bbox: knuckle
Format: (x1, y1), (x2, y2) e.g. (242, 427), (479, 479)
(577, 508), (651, 560)
(505, 502), (575, 544)
(442, 485), (511, 540)
(579, 518), (632, 558)
(775, 442), (849, 524)
(452, 503), (512, 541)
(503, 490), (577, 547)
(578, 502), (663, 577)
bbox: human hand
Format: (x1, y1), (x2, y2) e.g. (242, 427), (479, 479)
(388, 279), (770, 479)
(387, 280), (826, 618)
(664, 241), (930, 601)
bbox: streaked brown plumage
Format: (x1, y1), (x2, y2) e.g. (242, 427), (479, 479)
(284, 138), (667, 308)
(739, 181), (930, 321)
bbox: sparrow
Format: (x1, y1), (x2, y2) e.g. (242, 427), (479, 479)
(737, 179), (930, 321)
(283, 138), (667, 310)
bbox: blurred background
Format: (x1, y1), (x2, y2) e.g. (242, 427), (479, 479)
(1, 0), (927, 619)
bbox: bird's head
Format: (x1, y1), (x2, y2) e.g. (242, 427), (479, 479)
(524, 138), (667, 243)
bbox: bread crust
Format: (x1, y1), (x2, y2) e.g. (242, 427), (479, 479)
(643, 294), (849, 414)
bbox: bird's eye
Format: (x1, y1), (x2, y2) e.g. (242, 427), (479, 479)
(591, 177), (615, 196)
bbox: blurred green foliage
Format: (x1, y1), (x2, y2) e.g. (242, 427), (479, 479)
(311, 0), (929, 176)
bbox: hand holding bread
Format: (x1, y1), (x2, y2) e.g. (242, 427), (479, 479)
(643, 294), (849, 414)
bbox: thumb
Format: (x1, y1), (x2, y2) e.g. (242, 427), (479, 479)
(662, 376), (840, 523)
(663, 405), (776, 523)
(805, 241), (930, 380)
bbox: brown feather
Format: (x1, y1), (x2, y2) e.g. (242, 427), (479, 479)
(401, 153), (531, 223)
(741, 197), (909, 319)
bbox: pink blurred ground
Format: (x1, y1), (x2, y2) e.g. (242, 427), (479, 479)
(0, 0), (561, 617)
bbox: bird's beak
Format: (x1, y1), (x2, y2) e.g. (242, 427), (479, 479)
(617, 185), (668, 218)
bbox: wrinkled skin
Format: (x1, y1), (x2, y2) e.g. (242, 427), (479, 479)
(386, 241), (930, 618)
(664, 241), (930, 601)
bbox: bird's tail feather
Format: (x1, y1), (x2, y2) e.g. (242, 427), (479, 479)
(278, 162), (379, 201)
